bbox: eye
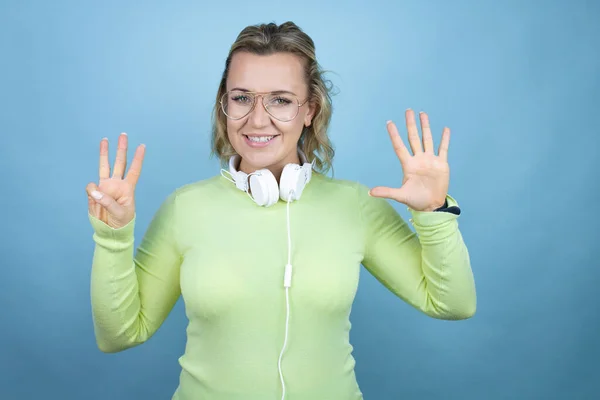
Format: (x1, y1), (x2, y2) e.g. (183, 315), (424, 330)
(231, 94), (252, 104)
(276, 97), (291, 104)
(269, 96), (293, 106)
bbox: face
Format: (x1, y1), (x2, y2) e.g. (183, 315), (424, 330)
(225, 51), (315, 178)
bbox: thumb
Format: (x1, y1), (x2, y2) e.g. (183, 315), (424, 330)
(86, 182), (101, 217)
(86, 184), (125, 218)
(369, 186), (408, 204)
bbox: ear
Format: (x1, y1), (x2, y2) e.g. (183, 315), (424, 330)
(304, 101), (316, 127)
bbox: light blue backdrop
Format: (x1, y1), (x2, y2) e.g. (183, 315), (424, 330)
(1, 0), (598, 399)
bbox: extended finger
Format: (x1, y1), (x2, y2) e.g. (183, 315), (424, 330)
(405, 109), (422, 154)
(112, 133), (128, 179)
(419, 112), (434, 154)
(99, 138), (110, 179)
(438, 127), (451, 162)
(386, 121), (410, 164)
(125, 144), (146, 187)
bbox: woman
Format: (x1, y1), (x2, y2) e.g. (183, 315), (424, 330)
(86, 21), (476, 400)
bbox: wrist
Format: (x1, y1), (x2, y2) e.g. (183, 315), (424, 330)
(433, 198), (449, 211)
(420, 199), (447, 212)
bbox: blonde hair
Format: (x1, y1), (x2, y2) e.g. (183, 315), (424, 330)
(210, 21), (336, 175)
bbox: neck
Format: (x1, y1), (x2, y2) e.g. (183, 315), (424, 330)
(238, 153), (301, 183)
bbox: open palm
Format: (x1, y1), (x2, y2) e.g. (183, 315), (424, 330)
(369, 109), (450, 212)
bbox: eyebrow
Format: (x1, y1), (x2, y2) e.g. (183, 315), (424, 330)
(230, 87), (298, 96)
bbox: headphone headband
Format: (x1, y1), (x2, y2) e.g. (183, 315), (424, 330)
(225, 149), (313, 206)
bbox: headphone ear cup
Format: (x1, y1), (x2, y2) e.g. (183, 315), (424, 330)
(280, 164), (305, 202)
(249, 169), (279, 207)
(234, 171), (249, 192)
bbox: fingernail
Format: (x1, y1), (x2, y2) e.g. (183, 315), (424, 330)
(386, 120), (392, 124)
(121, 132), (127, 136)
(368, 190), (372, 196)
(91, 190), (103, 200)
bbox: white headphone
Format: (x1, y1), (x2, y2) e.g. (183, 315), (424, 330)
(222, 149), (314, 207)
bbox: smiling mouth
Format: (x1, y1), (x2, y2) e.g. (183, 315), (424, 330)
(244, 135), (279, 143)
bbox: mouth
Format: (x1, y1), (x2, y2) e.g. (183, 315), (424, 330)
(243, 134), (280, 147)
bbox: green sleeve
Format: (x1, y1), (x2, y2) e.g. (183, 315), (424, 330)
(357, 184), (476, 320)
(88, 191), (183, 352)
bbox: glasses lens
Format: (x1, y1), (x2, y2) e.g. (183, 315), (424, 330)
(222, 90), (254, 119)
(264, 94), (299, 122)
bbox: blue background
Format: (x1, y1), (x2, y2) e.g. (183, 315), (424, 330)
(1, 0), (599, 399)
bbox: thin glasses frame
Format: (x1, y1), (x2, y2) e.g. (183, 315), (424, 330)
(220, 90), (310, 122)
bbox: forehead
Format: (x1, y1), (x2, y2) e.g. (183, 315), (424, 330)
(226, 51), (306, 94)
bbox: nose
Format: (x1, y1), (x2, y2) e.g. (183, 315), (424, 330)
(248, 95), (271, 128)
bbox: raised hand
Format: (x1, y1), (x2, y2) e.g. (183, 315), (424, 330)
(86, 133), (146, 229)
(369, 109), (450, 212)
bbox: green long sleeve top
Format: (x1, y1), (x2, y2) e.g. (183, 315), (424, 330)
(88, 173), (476, 400)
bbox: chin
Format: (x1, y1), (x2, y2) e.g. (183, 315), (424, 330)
(229, 130), (302, 173)
(239, 151), (279, 170)
(231, 135), (279, 166)
(232, 145), (277, 171)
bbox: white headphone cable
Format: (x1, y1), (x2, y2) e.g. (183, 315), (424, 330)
(278, 191), (294, 400)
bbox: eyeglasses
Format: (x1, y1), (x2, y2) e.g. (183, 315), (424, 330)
(220, 90), (309, 122)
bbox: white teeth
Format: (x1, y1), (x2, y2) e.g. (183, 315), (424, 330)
(247, 135), (274, 143)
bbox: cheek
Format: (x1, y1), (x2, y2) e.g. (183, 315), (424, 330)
(227, 119), (243, 138)
(275, 120), (304, 138)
